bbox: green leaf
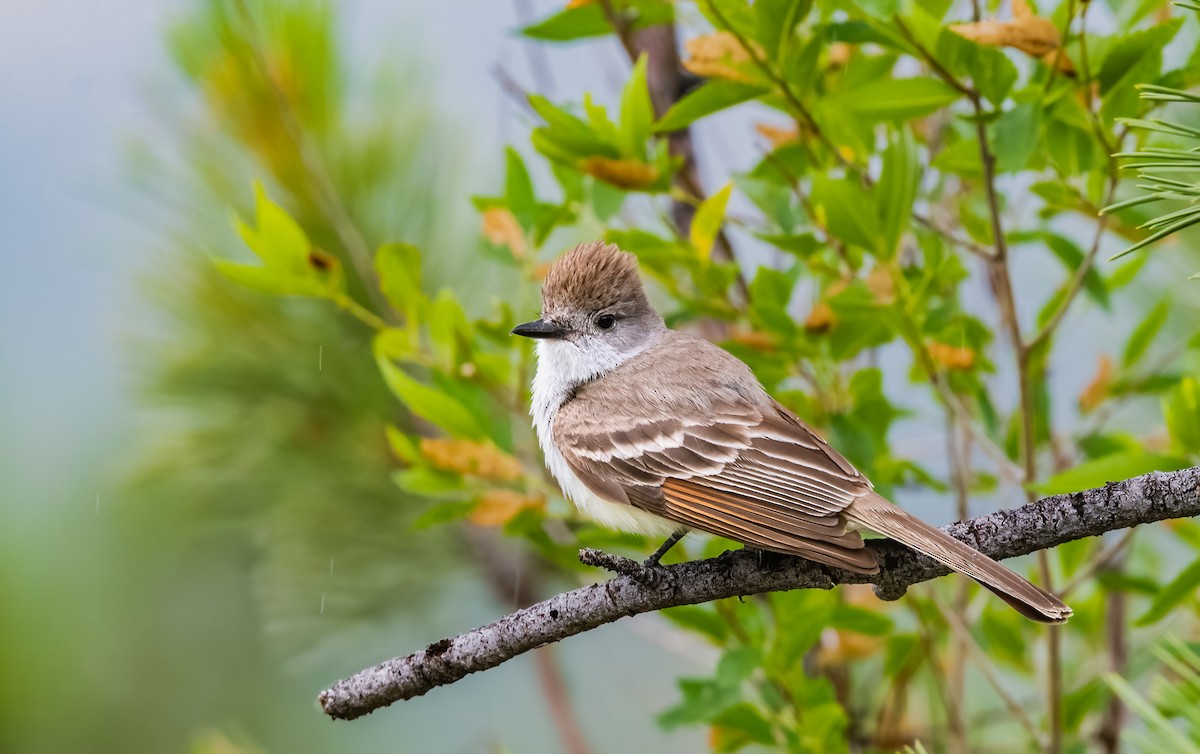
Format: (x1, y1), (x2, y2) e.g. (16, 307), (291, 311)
(620, 54), (654, 157)
(853, 0), (901, 19)
(1123, 300), (1169, 367)
(385, 425), (421, 464)
(753, 0), (813, 59)
(1099, 19), (1184, 94)
(374, 337), (485, 439)
(768, 591), (833, 673)
(749, 266), (798, 336)
(1044, 120), (1095, 177)
(235, 183), (308, 267)
(830, 603), (893, 635)
(221, 185), (346, 299)
(213, 262), (301, 296)
(504, 147), (536, 223)
(410, 500), (477, 529)
(376, 243), (424, 321)
(428, 289), (470, 368)
(710, 703), (776, 750)
(992, 103), (1042, 174)
(1035, 452), (1191, 495)
(812, 175), (876, 249)
(393, 469), (467, 498)
(528, 94), (619, 162)
(1137, 554), (1200, 625)
(931, 138), (981, 177)
(830, 77), (960, 122)
(1163, 378), (1200, 454)
(691, 183), (733, 259)
(877, 127), (918, 257)
(964, 43), (1018, 106)
(661, 605), (731, 644)
(521, 4), (611, 41)
(654, 80), (768, 132)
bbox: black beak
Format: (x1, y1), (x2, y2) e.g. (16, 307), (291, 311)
(511, 319), (568, 340)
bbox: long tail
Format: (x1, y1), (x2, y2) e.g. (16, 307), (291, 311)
(847, 493), (1072, 623)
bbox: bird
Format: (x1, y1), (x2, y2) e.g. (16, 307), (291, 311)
(511, 241), (1071, 623)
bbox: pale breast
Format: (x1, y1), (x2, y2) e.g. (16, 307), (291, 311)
(540, 436), (678, 537)
(531, 340), (677, 538)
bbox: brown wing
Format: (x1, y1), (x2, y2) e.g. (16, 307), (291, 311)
(554, 393), (880, 574)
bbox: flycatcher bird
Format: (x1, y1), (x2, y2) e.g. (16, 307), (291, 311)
(512, 241), (1071, 623)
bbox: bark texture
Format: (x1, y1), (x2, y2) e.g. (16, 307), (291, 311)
(319, 466), (1200, 720)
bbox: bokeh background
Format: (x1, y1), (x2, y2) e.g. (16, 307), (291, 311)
(0, 2), (708, 751)
(3, 1), (1199, 753)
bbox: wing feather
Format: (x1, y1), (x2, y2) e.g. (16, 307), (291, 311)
(551, 338), (878, 573)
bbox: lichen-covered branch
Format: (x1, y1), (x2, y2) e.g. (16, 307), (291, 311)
(319, 467), (1200, 720)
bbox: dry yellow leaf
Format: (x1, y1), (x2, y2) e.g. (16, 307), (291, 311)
(419, 438), (523, 481)
(755, 122), (799, 149)
(950, 0), (1063, 60)
(928, 341), (976, 370)
(565, 0), (597, 7)
(818, 627), (886, 665)
(866, 265), (895, 304)
(730, 327), (776, 351)
(804, 302), (837, 333)
(481, 207), (527, 258)
(579, 156), (660, 190)
(682, 32), (761, 83)
(1078, 354), (1113, 413)
(828, 41), (853, 67)
(469, 489), (545, 526)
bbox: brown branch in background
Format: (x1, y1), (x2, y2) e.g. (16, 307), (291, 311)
(319, 467), (1200, 720)
(463, 527), (594, 754)
(1097, 549), (1129, 754)
(600, 0), (750, 304)
(945, 416), (973, 754)
(931, 595), (1047, 749)
(701, 0), (851, 174)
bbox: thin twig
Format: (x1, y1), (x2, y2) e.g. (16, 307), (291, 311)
(702, 0), (854, 173)
(913, 213), (995, 260)
(1060, 528), (1137, 599)
(931, 595), (1050, 749)
(946, 415), (973, 754)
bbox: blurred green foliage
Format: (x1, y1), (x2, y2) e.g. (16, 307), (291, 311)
(62, 0), (1200, 752)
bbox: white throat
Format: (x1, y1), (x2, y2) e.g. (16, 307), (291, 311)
(529, 335), (676, 537)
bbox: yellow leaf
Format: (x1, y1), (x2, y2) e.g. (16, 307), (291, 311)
(755, 122), (799, 149)
(949, 2), (1063, 59)
(682, 32), (761, 84)
(481, 207), (527, 258)
(469, 490), (545, 526)
(828, 41), (853, 67)
(579, 156), (659, 190)
(818, 628), (885, 665)
(690, 183), (732, 259)
(1078, 354), (1114, 414)
(866, 265), (895, 304)
(419, 438), (523, 481)
(730, 327), (776, 351)
(804, 302), (836, 333)
(928, 341), (976, 370)
(565, 0), (596, 7)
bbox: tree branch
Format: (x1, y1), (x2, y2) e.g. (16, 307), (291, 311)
(319, 467), (1200, 720)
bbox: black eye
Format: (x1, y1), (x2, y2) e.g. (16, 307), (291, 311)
(595, 314), (616, 331)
